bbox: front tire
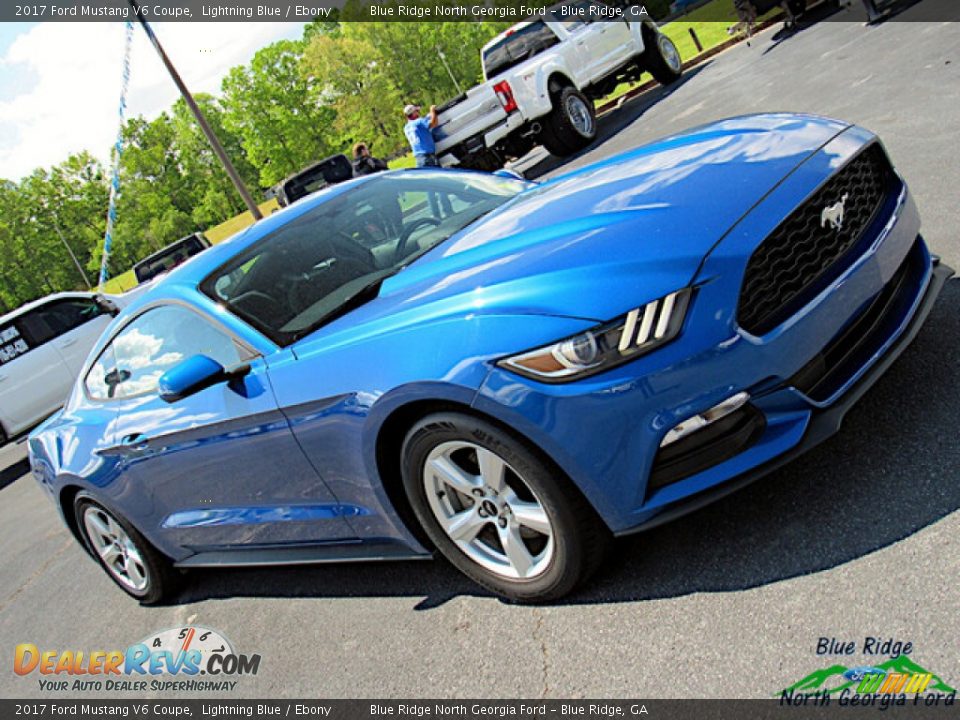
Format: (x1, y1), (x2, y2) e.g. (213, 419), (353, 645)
(400, 412), (609, 602)
(539, 85), (597, 157)
(74, 493), (178, 605)
(642, 30), (682, 85)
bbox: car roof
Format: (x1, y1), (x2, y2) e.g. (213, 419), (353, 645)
(0, 291), (97, 326)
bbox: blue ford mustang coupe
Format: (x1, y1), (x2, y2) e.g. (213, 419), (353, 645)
(29, 114), (952, 603)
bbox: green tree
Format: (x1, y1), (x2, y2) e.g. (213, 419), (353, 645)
(221, 39), (338, 187)
(169, 93), (260, 228)
(302, 34), (405, 154)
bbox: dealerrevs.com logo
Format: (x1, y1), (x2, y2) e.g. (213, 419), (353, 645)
(14, 626), (261, 693)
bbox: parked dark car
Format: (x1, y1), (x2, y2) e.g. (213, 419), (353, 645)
(274, 154), (355, 207)
(133, 233), (211, 284)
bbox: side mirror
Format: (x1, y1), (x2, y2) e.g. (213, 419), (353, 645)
(93, 293), (121, 317)
(158, 355), (249, 403)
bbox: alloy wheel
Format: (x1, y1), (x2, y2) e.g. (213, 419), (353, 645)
(565, 95), (595, 138)
(82, 506), (150, 593)
(659, 34), (682, 73)
(422, 440), (555, 580)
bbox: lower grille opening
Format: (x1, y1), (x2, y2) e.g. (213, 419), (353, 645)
(789, 239), (926, 402)
(648, 404), (767, 494)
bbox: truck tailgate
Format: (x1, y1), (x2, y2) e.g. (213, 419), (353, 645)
(434, 84), (508, 154)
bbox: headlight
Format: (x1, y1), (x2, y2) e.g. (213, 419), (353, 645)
(499, 289), (692, 382)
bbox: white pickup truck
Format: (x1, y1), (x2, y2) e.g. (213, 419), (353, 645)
(433, 2), (682, 170)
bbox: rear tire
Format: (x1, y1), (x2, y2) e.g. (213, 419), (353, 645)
(400, 412), (609, 602)
(74, 493), (179, 605)
(539, 85), (597, 157)
(642, 30), (682, 85)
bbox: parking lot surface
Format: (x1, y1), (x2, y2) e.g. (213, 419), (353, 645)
(1, 13), (958, 699)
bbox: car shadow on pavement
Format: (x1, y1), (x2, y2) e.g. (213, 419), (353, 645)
(0, 442), (30, 492)
(172, 278), (960, 610)
(519, 63), (713, 181)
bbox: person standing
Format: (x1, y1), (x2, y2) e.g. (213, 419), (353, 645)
(352, 142), (388, 176)
(403, 103), (440, 168)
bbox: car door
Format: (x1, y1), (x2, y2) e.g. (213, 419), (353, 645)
(563, 3), (631, 81)
(0, 312), (74, 436)
(30, 297), (113, 376)
(98, 303), (355, 550)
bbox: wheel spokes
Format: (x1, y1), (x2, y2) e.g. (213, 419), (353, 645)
(442, 506), (487, 543)
(124, 556), (146, 588)
(87, 513), (112, 540)
(99, 544), (122, 564)
(476, 447), (507, 493)
(429, 455), (480, 496)
(498, 523), (535, 578)
(509, 499), (551, 536)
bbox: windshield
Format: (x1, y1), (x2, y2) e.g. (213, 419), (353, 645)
(482, 22), (560, 80)
(200, 171), (528, 346)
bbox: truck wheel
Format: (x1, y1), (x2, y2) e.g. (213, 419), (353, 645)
(540, 86), (597, 157)
(401, 412), (610, 602)
(642, 30), (682, 86)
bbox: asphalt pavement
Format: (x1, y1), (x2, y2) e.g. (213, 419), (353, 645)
(1, 13), (958, 700)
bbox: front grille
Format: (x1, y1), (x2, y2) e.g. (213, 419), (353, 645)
(789, 238), (925, 402)
(738, 144), (897, 335)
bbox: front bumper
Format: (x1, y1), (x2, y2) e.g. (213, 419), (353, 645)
(474, 134), (951, 533)
(619, 255), (952, 535)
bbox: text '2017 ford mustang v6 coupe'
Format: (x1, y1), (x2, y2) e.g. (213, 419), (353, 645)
(29, 114), (952, 603)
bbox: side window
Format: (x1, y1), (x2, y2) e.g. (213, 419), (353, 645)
(0, 322), (32, 366)
(86, 305), (244, 400)
(85, 345), (119, 401)
(17, 308), (57, 346)
(19, 299), (104, 346)
(46, 299), (104, 334)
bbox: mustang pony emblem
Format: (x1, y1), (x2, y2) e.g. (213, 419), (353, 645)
(821, 193), (849, 231)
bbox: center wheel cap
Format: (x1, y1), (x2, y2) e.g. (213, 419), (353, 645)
(480, 499), (498, 517)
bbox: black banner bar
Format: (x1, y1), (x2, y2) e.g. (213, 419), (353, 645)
(2, 0), (959, 23)
(2, 699), (959, 719)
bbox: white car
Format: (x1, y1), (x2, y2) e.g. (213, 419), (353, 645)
(0, 291), (125, 443)
(433, 1), (683, 169)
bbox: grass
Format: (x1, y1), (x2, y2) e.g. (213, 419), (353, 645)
(205, 198), (279, 243)
(388, 154), (416, 170)
(100, 197), (280, 294)
(602, 0), (783, 105)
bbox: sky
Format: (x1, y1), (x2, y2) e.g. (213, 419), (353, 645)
(0, 21), (307, 182)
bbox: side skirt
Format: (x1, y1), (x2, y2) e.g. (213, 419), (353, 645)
(175, 540), (433, 568)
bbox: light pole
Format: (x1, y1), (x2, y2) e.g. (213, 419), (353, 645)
(50, 213), (93, 290)
(436, 46), (463, 95)
(126, 0), (262, 220)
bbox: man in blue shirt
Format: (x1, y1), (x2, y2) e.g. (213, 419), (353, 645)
(403, 103), (440, 167)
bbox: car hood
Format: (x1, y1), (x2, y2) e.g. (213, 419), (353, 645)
(374, 114), (850, 324)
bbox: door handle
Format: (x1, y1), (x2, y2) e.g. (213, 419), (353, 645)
(59, 338), (78, 348)
(121, 433), (150, 452)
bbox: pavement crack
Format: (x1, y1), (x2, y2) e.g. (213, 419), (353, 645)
(0, 538), (73, 615)
(532, 608), (550, 699)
